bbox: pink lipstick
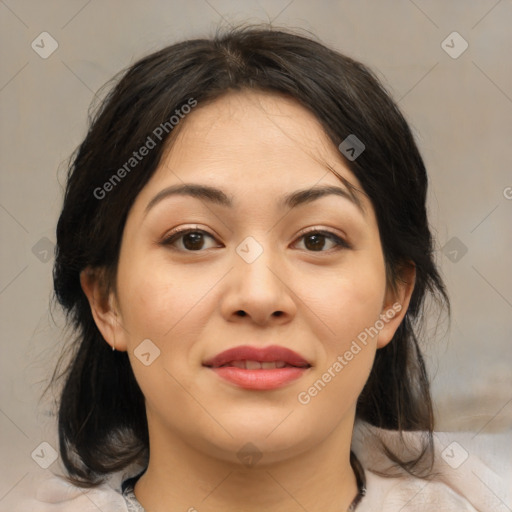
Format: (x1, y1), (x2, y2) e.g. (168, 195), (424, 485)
(203, 345), (311, 390)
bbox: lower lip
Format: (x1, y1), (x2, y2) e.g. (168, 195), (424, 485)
(208, 366), (309, 390)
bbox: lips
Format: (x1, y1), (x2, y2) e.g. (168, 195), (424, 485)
(203, 345), (311, 390)
(202, 345), (311, 369)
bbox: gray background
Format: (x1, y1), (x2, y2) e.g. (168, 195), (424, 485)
(1, 0), (511, 503)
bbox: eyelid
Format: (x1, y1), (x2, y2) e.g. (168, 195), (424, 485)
(163, 224), (210, 238)
(160, 225), (218, 245)
(296, 225), (347, 240)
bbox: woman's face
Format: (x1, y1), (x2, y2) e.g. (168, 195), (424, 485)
(89, 90), (412, 465)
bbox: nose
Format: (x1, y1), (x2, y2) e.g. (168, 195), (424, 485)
(220, 242), (297, 326)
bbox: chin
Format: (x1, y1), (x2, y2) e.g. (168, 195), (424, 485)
(200, 416), (316, 459)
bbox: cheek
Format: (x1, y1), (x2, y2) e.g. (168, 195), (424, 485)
(116, 258), (207, 420)
(303, 260), (386, 346)
(115, 253), (221, 405)
(116, 251), (210, 340)
(296, 271), (384, 417)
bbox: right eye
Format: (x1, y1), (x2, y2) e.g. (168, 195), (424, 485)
(161, 228), (221, 252)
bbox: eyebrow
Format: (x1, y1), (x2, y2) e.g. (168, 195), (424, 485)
(144, 182), (365, 217)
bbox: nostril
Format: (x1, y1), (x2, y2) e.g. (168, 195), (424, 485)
(236, 310), (247, 317)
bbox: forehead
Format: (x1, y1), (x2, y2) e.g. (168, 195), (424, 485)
(169, 90), (339, 167)
(132, 90), (371, 219)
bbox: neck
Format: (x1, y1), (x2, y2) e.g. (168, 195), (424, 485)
(134, 415), (360, 512)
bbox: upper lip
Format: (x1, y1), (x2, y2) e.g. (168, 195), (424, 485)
(203, 345), (311, 368)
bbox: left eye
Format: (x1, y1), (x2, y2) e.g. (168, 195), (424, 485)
(161, 228), (350, 252)
(294, 230), (350, 252)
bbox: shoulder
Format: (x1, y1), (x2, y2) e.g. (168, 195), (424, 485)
(358, 470), (478, 511)
(351, 421), (497, 512)
(0, 470), (130, 512)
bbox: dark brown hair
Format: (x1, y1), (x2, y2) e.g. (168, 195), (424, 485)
(52, 25), (449, 486)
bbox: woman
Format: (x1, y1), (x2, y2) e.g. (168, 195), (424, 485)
(29, 26), (479, 511)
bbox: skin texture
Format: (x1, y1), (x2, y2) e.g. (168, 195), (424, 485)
(81, 90), (415, 512)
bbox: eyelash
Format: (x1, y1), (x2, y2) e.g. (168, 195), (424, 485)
(161, 226), (351, 252)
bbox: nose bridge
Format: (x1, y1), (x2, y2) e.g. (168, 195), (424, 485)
(224, 234), (296, 323)
(235, 235), (281, 290)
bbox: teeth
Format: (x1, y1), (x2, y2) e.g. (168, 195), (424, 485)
(223, 360), (291, 369)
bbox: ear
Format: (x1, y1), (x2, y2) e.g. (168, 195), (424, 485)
(376, 263), (416, 349)
(79, 267), (128, 351)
